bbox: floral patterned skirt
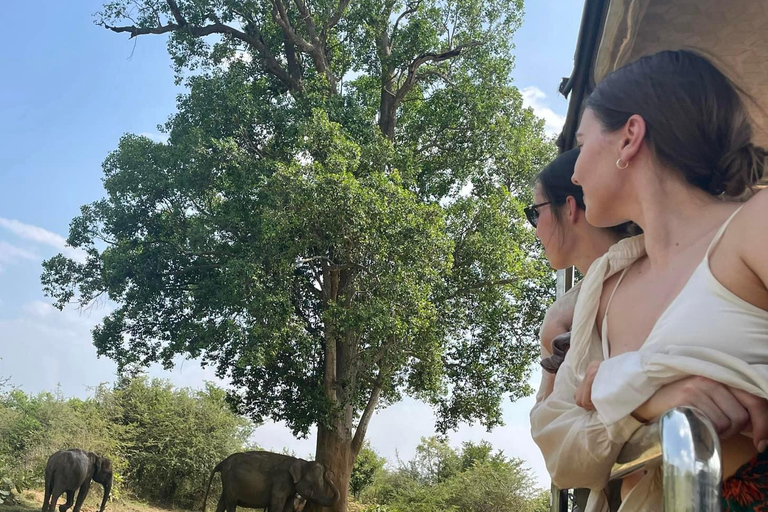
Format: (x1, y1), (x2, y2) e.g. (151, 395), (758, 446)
(722, 449), (768, 511)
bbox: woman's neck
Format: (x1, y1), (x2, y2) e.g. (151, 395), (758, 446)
(573, 229), (623, 275)
(630, 177), (734, 267)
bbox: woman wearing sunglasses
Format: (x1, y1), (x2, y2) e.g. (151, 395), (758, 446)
(527, 148), (635, 402)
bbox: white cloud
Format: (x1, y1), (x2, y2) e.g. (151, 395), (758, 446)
(0, 218), (87, 263)
(521, 86), (567, 137)
(0, 241), (38, 267)
(0, 299), (222, 398)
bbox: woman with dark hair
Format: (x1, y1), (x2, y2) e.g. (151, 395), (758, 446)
(527, 148), (632, 402)
(531, 50), (768, 512)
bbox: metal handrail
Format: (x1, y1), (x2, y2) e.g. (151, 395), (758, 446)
(550, 406), (722, 511)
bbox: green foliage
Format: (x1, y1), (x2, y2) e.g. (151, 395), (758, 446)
(528, 490), (552, 512)
(111, 377), (255, 508)
(0, 379), (253, 509)
(350, 443), (386, 499)
(400, 436), (461, 485)
(359, 437), (547, 512)
(45, 0), (556, 442)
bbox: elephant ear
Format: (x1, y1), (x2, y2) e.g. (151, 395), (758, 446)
(87, 452), (100, 474)
(289, 459), (304, 484)
(94, 456), (103, 476)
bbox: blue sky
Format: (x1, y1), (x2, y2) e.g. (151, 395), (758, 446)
(0, 0), (582, 485)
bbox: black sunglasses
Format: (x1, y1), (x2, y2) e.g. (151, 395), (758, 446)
(524, 201), (551, 227)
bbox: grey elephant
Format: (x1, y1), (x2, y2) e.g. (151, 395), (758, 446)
(43, 449), (113, 512)
(202, 451), (339, 512)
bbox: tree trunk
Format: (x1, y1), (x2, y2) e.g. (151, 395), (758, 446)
(378, 84), (397, 141)
(306, 421), (353, 512)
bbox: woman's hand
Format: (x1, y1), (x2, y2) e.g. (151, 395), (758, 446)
(541, 331), (572, 374)
(635, 376), (768, 446)
(575, 363), (768, 449)
(574, 360), (601, 410)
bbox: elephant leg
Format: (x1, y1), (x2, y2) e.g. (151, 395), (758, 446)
(48, 488), (66, 512)
(43, 476), (54, 512)
(72, 481), (91, 512)
(215, 493), (226, 512)
(59, 491), (75, 512)
(280, 498), (295, 512)
(268, 493), (289, 512)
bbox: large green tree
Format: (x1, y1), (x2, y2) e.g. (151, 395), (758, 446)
(42, 1), (555, 510)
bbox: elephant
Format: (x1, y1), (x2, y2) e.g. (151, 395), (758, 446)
(43, 449), (113, 512)
(202, 451), (339, 512)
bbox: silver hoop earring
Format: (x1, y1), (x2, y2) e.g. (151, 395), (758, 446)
(616, 158), (629, 169)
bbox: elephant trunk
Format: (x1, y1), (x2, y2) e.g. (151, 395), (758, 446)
(98, 475), (112, 512)
(312, 471), (340, 507)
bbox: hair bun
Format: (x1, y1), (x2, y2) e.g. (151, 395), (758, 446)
(715, 143), (767, 196)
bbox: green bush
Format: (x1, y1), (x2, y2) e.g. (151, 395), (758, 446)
(112, 377), (254, 508)
(360, 437), (547, 512)
(0, 377), (254, 509)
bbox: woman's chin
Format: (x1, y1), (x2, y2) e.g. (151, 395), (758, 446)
(586, 209), (623, 229)
(545, 253), (565, 271)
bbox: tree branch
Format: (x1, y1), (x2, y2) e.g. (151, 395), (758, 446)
(294, 300), (320, 336)
(104, 22), (178, 37)
(283, 33), (303, 82)
(270, 0), (314, 52)
(103, 17), (301, 91)
(298, 255), (338, 265)
(269, 0), (337, 91)
(166, 0), (186, 25)
(293, 0), (320, 44)
(326, 0), (351, 32)
(390, 1), (421, 49)
(394, 41), (483, 103)
(351, 382), (382, 458)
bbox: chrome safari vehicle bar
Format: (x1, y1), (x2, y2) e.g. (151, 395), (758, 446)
(550, 406), (722, 512)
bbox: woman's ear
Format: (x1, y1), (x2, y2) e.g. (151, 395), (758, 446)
(619, 114), (646, 164)
(566, 196), (580, 224)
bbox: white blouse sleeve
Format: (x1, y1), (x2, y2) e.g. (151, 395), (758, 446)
(591, 347), (768, 426)
(530, 343), (643, 490)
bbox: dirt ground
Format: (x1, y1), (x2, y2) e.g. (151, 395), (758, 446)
(0, 490), (187, 512)
(1, 490), (369, 512)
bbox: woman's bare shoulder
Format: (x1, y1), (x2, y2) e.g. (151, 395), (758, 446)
(733, 188), (768, 288)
